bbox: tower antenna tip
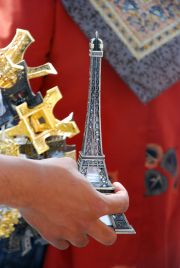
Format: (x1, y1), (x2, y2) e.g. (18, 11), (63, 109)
(95, 31), (99, 38)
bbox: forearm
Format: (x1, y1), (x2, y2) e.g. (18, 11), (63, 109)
(0, 155), (36, 208)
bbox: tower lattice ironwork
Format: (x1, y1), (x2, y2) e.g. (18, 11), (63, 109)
(78, 32), (135, 234)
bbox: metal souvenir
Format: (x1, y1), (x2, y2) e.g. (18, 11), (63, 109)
(78, 32), (135, 234)
(2, 86), (79, 154)
(0, 29), (57, 127)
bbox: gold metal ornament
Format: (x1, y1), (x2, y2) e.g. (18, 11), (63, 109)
(0, 134), (20, 238)
(65, 150), (76, 160)
(0, 54), (24, 88)
(0, 137), (20, 156)
(1, 28), (34, 64)
(0, 29), (57, 89)
(0, 28), (33, 88)
(3, 86), (79, 154)
(0, 207), (20, 238)
(27, 63), (57, 79)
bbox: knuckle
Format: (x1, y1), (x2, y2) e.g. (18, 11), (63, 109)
(44, 228), (65, 243)
(50, 230), (61, 241)
(57, 242), (70, 250)
(54, 239), (70, 250)
(44, 230), (70, 250)
(73, 237), (89, 248)
(76, 240), (89, 248)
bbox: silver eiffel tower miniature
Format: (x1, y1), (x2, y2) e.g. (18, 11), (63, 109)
(78, 32), (135, 234)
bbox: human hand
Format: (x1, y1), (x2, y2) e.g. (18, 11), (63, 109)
(17, 157), (129, 249)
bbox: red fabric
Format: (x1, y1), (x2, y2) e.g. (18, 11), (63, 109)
(0, 1), (179, 267)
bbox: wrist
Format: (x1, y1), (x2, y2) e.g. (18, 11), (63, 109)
(0, 155), (39, 209)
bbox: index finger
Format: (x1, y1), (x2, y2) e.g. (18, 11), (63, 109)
(87, 219), (117, 246)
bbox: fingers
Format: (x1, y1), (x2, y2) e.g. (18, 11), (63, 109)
(68, 233), (89, 248)
(21, 209), (89, 249)
(87, 219), (117, 246)
(57, 226), (90, 248)
(113, 181), (126, 193)
(100, 182), (129, 215)
(43, 229), (89, 249)
(49, 239), (70, 250)
(39, 226), (89, 249)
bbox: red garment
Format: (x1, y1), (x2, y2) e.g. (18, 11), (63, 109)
(0, 1), (179, 267)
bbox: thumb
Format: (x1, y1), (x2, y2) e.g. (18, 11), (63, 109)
(100, 182), (129, 215)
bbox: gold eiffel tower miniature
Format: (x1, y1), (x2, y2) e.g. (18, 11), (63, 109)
(0, 29), (57, 89)
(3, 86), (79, 154)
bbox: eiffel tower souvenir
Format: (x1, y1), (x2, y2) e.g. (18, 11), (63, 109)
(3, 86), (79, 155)
(1, 61), (43, 126)
(0, 29), (57, 127)
(78, 32), (135, 234)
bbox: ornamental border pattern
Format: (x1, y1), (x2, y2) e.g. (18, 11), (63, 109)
(90, 0), (180, 59)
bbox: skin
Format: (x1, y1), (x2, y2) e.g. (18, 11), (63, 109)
(0, 155), (129, 249)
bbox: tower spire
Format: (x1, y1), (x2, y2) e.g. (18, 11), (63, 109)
(95, 31), (99, 39)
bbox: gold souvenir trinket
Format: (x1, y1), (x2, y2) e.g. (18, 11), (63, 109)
(3, 87), (79, 154)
